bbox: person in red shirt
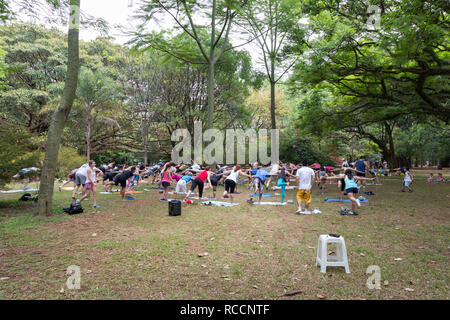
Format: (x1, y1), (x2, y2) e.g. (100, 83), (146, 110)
(184, 167), (212, 200)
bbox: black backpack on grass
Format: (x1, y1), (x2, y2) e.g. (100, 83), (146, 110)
(63, 203), (84, 215)
(19, 193), (38, 202)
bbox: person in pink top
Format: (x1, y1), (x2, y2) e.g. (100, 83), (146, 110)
(160, 162), (174, 201)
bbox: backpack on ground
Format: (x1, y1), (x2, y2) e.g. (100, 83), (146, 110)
(63, 203), (84, 215)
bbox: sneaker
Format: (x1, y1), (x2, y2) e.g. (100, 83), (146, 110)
(409, 189), (413, 193)
(312, 208), (321, 214)
(348, 211), (358, 215)
(75, 199), (80, 205)
(401, 189), (405, 192)
(356, 199), (361, 207)
(93, 205), (100, 209)
(302, 210), (312, 215)
(295, 208), (302, 214)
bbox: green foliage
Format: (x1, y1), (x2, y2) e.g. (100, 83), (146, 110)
(279, 132), (335, 165)
(0, 125), (40, 185)
(55, 147), (85, 178)
(93, 151), (141, 166)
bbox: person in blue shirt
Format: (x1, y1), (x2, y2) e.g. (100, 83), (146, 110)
(253, 168), (270, 203)
(354, 156), (368, 190)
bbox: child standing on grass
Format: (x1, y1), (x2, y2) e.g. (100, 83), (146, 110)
(401, 168), (413, 192)
(161, 163), (174, 201)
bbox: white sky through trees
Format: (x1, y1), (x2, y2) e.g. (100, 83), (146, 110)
(10, 0), (303, 75)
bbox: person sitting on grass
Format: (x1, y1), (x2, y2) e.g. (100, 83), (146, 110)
(427, 173), (434, 182)
(436, 173), (444, 182)
(401, 168), (414, 192)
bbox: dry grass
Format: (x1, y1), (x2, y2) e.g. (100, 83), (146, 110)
(0, 171), (449, 300)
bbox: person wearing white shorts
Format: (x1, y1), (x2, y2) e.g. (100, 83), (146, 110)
(176, 175), (192, 194)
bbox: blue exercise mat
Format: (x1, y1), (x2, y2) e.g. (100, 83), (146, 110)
(248, 194), (275, 197)
(324, 198), (368, 203)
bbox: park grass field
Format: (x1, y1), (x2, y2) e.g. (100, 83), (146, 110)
(0, 170), (449, 300)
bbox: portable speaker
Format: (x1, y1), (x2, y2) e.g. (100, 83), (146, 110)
(169, 200), (181, 216)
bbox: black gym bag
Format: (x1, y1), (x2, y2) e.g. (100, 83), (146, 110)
(63, 203), (84, 215)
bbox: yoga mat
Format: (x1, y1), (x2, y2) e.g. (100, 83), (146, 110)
(201, 201), (239, 207)
(62, 187), (75, 191)
(253, 201), (287, 206)
(100, 192), (114, 194)
(367, 183), (383, 186)
(273, 186), (297, 190)
(189, 197), (215, 201)
(114, 191), (144, 194)
(324, 198), (369, 203)
(324, 182), (338, 185)
(1, 188), (39, 194)
(248, 194), (276, 197)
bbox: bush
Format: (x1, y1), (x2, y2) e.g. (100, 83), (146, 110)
(279, 134), (335, 166)
(55, 147), (86, 178)
(0, 125), (40, 186)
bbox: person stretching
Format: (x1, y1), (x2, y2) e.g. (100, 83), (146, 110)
(184, 167), (212, 200)
(221, 165), (251, 203)
(104, 166), (136, 200)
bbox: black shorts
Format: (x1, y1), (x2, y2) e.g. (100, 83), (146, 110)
(105, 172), (117, 181)
(113, 175), (127, 188)
(356, 172), (365, 177)
(190, 178), (204, 191)
(162, 181), (170, 188)
(210, 178), (218, 187)
(340, 178), (345, 191)
(224, 179), (236, 193)
(345, 187), (358, 194)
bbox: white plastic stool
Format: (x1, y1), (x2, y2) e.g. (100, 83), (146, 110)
(316, 234), (350, 273)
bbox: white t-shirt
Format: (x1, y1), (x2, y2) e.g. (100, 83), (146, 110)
(296, 166), (315, 190)
(226, 170), (240, 183)
(404, 171), (412, 182)
(77, 164), (89, 178)
(270, 164), (279, 175)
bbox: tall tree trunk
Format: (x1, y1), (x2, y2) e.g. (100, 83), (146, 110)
(142, 122), (149, 165)
(385, 122), (396, 168)
(36, 0), (80, 216)
(207, 61), (215, 129)
(270, 55), (276, 130)
(86, 107), (91, 160)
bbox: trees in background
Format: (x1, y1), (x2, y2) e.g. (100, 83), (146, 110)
(287, 0), (449, 167)
(133, 0), (251, 129)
